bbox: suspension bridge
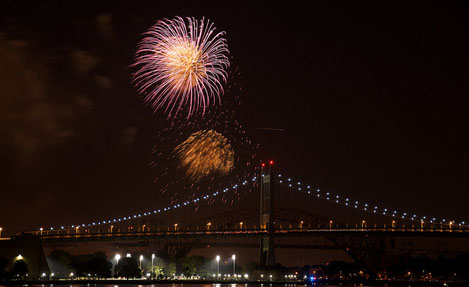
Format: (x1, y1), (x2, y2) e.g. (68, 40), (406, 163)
(3, 161), (469, 277)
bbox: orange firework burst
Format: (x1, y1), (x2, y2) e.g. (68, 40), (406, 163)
(174, 130), (234, 181)
(133, 16), (229, 118)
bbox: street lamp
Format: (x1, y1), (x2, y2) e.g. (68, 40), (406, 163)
(39, 227), (43, 236)
(239, 222), (243, 230)
(0, 227), (2, 238)
(207, 222), (212, 230)
(114, 254), (121, 277)
(151, 254), (155, 279)
(216, 255), (220, 275)
(232, 254), (236, 275)
(139, 255), (144, 269)
(126, 253), (131, 258)
(174, 223), (178, 231)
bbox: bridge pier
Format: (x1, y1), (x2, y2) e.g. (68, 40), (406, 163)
(0, 234), (49, 278)
(259, 161), (276, 267)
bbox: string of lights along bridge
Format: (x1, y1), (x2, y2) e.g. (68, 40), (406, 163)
(37, 162), (467, 234)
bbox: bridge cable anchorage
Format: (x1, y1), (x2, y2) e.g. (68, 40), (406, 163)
(38, 175), (259, 233)
(275, 171), (466, 229)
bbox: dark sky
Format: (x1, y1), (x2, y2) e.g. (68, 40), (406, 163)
(1, 1), (469, 236)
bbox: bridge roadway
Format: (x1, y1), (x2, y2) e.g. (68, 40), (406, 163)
(25, 227), (469, 242)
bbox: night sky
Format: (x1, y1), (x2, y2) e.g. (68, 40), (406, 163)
(1, 1), (469, 236)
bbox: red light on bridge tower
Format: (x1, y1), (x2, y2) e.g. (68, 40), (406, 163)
(269, 160), (274, 165)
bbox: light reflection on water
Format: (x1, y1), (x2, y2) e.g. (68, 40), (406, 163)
(1, 284), (444, 287)
(0, 284), (375, 287)
(1, 284), (420, 287)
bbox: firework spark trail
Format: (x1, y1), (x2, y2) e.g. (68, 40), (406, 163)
(132, 16), (230, 118)
(175, 130), (234, 181)
(148, 63), (259, 212)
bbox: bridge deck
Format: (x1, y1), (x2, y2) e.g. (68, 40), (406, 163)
(23, 227), (469, 242)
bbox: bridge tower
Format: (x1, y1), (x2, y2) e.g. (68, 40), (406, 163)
(259, 161), (275, 267)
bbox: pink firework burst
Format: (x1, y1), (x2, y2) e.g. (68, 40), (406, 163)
(132, 16), (230, 118)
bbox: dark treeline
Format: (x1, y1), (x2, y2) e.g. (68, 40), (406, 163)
(1, 251), (469, 281)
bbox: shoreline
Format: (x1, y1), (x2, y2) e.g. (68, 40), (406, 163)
(0, 278), (466, 286)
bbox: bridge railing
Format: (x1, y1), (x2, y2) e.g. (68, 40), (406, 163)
(20, 225), (469, 241)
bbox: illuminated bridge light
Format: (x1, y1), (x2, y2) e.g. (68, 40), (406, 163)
(49, 173), (459, 232)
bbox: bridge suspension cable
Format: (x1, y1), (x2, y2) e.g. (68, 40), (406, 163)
(39, 177), (258, 232)
(275, 172), (466, 228)
(39, 170), (466, 232)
